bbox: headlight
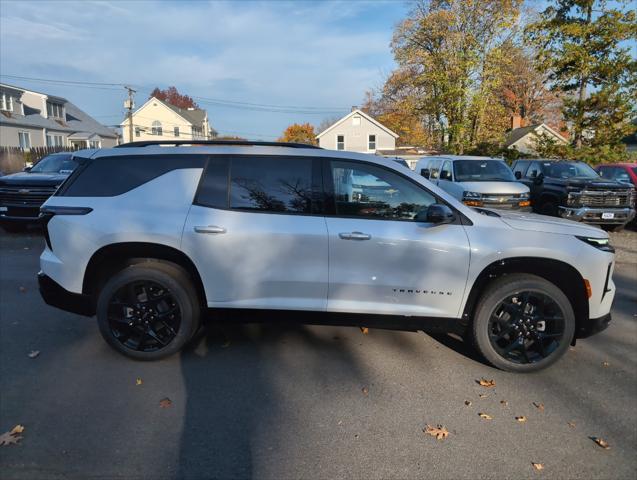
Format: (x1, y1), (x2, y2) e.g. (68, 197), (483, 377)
(576, 236), (615, 253)
(567, 190), (582, 206)
(519, 192), (530, 199)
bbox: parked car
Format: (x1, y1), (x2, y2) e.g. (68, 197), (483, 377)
(414, 156), (531, 211)
(511, 159), (636, 230)
(595, 162), (637, 189)
(0, 152), (78, 232)
(39, 140), (615, 372)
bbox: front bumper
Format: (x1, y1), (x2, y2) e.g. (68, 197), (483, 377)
(559, 206), (635, 225)
(0, 206), (43, 223)
(38, 272), (94, 316)
(576, 313), (611, 339)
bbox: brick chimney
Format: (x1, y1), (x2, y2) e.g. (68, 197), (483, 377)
(511, 114), (522, 130)
(351, 105), (358, 112)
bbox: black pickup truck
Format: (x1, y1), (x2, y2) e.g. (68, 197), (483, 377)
(511, 159), (636, 230)
(0, 152), (77, 232)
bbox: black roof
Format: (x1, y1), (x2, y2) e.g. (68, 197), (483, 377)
(115, 140), (322, 149)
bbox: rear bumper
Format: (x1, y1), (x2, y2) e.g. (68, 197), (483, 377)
(559, 206), (635, 225)
(38, 272), (94, 317)
(576, 313), (611, 339)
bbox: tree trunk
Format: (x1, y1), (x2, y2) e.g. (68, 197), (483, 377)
(574, 4), (592, 149)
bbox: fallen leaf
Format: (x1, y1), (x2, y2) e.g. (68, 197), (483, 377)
(464, 400), (472, 406)
(27, 350), (40, 359)
(0, 425), (24, 446)
(516, 416), (527, 423)
(477, 378), (496, 388)
(500, 400), (508, 406)
(361, 386), (369, 396)
(478, 413), (492, 420)
(532, 462), (544, 471)
(592, 437), (610, 449)
(602, 361), (609, 367)
(424, 424), (449, 440)
(478, 394), (489, 398)
(10, 425), (24, 435)
(360, 326), (369, 335)
(533, 402), (545, 411)
(135, 378), (143, 386)
(159, 398), (172, 408)
(18, 286), (26, 293)
(567, 421), (576, 428)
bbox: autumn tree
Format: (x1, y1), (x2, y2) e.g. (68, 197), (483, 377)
(277, 123), (317, 145)
(150, 86), (199, 109)
(526, 0), (637, 149)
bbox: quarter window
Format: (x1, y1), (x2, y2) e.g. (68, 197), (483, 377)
(230, 156), (315, 214)
(330, 160), (436, 220)
(337, 135), (345, 150)
(368, 134), (376, 151)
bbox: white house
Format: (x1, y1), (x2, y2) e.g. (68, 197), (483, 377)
(504, 117), (568, 155)
(121, 96), (216, 143)
(316, 108), (398, 153)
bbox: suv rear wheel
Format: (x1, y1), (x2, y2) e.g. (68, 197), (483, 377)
(96, 261), (201, 360)
(471, 274), (575, 372)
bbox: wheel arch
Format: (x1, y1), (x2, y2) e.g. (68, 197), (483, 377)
(462, 257), (589, 340)
(82, 242), (207, 309)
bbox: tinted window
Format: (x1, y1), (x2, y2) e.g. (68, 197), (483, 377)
(512, 160), (530, 177)
(195, 157), (229, 208)
(330, 160), (436, 220)
(543, 161), (598, 179)
(598, 166), (631, 184)
(453, 160), (515, 182)
(62, 154), (206, 197)
(229, 156), (316, 214)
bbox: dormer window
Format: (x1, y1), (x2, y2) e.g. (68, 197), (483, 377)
(1, 93), (13, 112)
(47, 101), (64, 118)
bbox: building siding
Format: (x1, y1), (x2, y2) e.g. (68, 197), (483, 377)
(318, 111), (396, 153)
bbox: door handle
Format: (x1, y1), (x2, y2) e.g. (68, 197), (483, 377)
(339, 231), (371, 240)
(194, 225), (226, 234)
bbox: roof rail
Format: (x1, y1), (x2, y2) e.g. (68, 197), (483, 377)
(114, 140), (322, 149)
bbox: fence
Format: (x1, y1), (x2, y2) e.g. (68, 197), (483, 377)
(0, 146), (79, 175)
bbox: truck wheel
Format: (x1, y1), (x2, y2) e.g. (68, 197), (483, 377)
(539, 200), (558, 217)
(96, 261), (201, 360)
(471, 274), (575, 373)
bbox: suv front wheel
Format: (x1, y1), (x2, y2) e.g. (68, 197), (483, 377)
(96, 261), (201, 360)
(471, 274), (575, 372)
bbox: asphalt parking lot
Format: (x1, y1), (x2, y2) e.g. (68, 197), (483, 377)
(1, 227), (636, 480)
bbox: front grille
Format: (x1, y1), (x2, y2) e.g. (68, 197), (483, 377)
(0, 186), (58, 207)
(568, 189), (635, 208)
(481, 194), (528, 209)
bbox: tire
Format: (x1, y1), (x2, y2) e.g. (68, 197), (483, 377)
(539, 199), (558, 217)
(96, 261), (201, 360)
(471, 274), (575, 373)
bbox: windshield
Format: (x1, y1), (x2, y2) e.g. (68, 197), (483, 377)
(543, 162), (599, 179)
(30, 154), (78, 174)
(453, 160), (515, 182)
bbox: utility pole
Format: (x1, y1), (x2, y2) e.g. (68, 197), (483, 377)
(124, 86), (136, 142)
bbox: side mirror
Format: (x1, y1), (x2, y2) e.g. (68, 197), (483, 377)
(420, 168), (430, 179)
(23, 166), (32, 172)
(416, 204), (455, 224)
(514, 171), (522, 180)
(533, 172), (544, 185)
(440, 170), (451, 181)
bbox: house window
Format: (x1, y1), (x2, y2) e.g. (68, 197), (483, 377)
(337, 135), (345, 150)
(352, 116), (361, 126)
(89, 140), (100, 149)
(174, 126), (180, 137)
(1, 93), (13, 112)
(46, 101), (64, 118)
(46, 134), (64, 147)
(151, 121), (162, 136)
(368, 134), (376, 151)
(135, 127), (140, 137)
(18, 132), (31, 149)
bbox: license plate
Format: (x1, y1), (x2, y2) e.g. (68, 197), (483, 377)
(0, 206), (7, 212)
(601, 212), (615, 219)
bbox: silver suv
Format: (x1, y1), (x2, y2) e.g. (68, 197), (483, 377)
(38, 141), (615, 372)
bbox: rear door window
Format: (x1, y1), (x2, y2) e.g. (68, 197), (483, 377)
(228, 156), (321, 214)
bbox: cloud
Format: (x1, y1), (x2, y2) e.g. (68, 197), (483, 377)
(0, 0), (406, 138)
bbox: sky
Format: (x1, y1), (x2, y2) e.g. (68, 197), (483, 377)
(0, 0), (411, 139)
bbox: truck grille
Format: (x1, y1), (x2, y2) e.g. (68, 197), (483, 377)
(0, 186), (58, 207)
(570, 189), (635, 208)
